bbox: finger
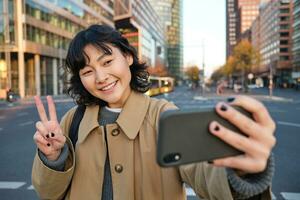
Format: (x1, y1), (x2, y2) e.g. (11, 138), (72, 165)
(215, 102), (261, 138)
(34, 96), (48, 123)
(36, 142), (53, 157)
(209, 121), (260, 156)
(47, 96), (58, 122)
(51, 133), (66, 144)
(213, 155), (267, 173)
(46, 131), (66, 145)
(50, 139), (65, 150)
(33, 131), (50, 147)
(35, 121), (50, 138)
(228, 95), (275, 130)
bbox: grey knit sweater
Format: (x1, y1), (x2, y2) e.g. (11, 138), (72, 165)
(38, 107), (274, 199)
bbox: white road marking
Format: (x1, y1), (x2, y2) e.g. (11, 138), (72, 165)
(0, 181), (26, 189)
(272, 192), (277, 200)
(281, 192), (300, 200)
(186, 187), (196, 196)
(27, 185), (34, 190)
(0, 116), (5, 120)
(0, 181), (296, 200)
(17, 112), (28, 116)
(19, 121), (34, 126)
(277, 121), (300, 128)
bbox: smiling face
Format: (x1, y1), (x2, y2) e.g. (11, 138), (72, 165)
(79, 44), (133, 108)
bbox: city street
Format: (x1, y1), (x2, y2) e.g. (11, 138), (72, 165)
(0, 86), (300, 200)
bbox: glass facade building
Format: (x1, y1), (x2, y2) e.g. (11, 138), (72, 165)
(0, 0), (114, 98)
(148, 0), (183, 79)
(114, 0), (167, 72)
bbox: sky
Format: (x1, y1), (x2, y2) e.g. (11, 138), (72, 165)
(183, 0), (226, 77)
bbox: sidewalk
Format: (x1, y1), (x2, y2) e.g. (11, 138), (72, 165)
(0, 95), (73, 110)
(192, 86), (299, 103)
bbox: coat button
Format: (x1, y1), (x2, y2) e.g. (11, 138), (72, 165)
(111, 128), (120, 136)
(115, 164), (123, 173)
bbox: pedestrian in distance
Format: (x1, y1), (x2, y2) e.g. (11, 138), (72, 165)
(216, 80), (227, 95)
(32, 25), (276, 200)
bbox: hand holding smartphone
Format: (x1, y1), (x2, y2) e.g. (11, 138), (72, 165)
(157, 106), (252, 167)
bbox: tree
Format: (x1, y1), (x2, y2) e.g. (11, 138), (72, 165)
(147, 65), (169, 77)
(210, 40), (260, 89)
(232, 40), (260, 90)
(210, 66), (225, 82)
(185, 66), (200, 89)
(223, 56), (236, 76)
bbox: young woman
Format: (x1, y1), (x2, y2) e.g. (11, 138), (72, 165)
(32, 25), (276, 200)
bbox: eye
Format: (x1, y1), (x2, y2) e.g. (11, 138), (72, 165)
(103, 60), (112, 66)
(81, 69), (93, 76)
(83, 70), (92, 75)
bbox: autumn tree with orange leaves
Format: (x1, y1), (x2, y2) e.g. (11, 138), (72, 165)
(211, 40), (260, 89)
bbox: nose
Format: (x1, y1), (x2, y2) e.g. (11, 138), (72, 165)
(95, 69), (109, 83)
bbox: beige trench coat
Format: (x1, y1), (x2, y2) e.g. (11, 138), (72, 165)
(32, 91), (271, 200)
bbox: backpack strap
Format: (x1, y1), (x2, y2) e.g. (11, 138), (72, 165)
(69, 105), (86, 149)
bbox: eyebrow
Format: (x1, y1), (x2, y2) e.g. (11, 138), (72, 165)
(85, 52), (111, 67)
(97, 54), (107, 62)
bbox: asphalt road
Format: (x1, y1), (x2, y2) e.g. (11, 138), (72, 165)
(0, 86), (299, 200)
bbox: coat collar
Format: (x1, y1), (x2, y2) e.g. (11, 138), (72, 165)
(78, 104), (100, 144)
(78, 91), (150, 143)
(116, 91), (150, 140)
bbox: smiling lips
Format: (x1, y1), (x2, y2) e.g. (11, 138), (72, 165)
(99, 81), (118, 91)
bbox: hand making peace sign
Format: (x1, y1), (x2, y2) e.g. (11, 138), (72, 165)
(33, 96), (66, 161)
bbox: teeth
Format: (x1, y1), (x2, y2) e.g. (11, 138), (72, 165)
(101, 81), (116, 91)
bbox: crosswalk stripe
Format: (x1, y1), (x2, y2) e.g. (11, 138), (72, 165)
(272, 192), (277, 200)
(27, 185), (34, 190)
(281, 192), (300, 200)
(186, 187), (196, 196)
(0, 181), (26, 189)
(19, 121), (34, 126)
(0, 181), (299, 200)
(277, 121), (300, 128)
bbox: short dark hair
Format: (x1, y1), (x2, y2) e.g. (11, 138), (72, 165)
(64, 24), (150, 106)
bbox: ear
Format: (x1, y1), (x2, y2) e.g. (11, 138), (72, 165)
(126, 54), (133, 66)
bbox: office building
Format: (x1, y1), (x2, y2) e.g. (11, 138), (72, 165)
(148, 0), (183, 79)
(292, 0), (300, 82)
(0, 0), (114, 98)
(251, 0), (294, 87)
(114, 0), (167, 73)
(226, 0), (268, 58)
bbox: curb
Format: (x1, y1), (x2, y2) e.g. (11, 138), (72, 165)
(193, 94), (294, 103)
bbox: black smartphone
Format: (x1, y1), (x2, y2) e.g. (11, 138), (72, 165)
(157, 105), (252, 167)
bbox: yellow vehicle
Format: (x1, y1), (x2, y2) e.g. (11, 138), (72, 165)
(145, 76), (175, 96)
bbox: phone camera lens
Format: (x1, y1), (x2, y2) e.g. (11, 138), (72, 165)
(163, 153), (181, 164)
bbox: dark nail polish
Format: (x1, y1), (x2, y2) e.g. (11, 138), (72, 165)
(208, 160), (214, 164)
(47, 143), (50, 147)
(214, 125), (220, 131)
(51, 133), (55, 137)
(227, 97), (235, 103)
(221, 104), (227, 111)
(46, 134), (49, 138)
